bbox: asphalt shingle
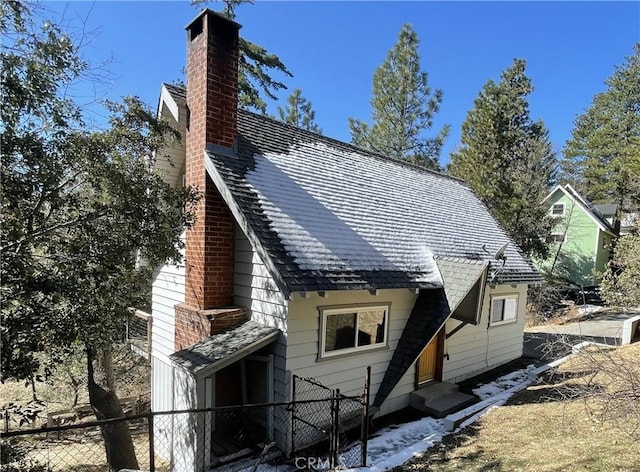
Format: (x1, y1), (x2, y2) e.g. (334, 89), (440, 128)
(203, 110), (541, 295)
(170, 321), (280, 374)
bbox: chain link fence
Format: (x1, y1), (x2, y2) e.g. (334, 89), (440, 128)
(291, 368), (370, 469)
(0, 374), (371, 472)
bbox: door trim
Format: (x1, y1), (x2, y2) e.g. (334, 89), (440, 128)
(415, 329), (445, 388)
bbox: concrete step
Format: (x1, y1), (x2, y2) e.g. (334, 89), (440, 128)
(410, 382), (477, 418)
(422, 391), (476, 418)
(410, 381), (459, 405)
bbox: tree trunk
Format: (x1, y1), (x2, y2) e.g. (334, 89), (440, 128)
(87, 345), (139, 471)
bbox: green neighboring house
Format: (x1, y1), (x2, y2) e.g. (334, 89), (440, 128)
(538, 184), (617, 286)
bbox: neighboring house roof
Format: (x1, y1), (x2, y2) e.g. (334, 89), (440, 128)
(170, 321), (280, 376)
(594, 203), (618, 219)
(203, 110), (540, 296)
(545, 184), (616, 235)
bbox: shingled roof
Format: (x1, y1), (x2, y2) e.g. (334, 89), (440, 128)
(170, 320), (280, 376)
(197, 109), (540, 296)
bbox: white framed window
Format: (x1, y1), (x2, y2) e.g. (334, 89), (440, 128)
(319, 304), (389, 358)
(490, 295), (518, 326)
(546, 233), (566, 244)
(551, 203), (565, 217)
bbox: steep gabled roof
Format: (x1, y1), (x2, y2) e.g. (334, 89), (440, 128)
(545, 184), (616, 235)
(201, 110), (540, 296)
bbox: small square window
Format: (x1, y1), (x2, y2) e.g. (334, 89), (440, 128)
(320, 305), (388, 358)
(546, 233), (566, 244)
(490, 295), (518, 326)
(551, 203), (565, 217)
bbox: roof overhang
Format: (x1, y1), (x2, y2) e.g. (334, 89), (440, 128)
(170, 320), (280, 379)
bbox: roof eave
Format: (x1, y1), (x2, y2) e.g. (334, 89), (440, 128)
(203, 150), (293, 300)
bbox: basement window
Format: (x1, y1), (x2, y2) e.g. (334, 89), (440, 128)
(489, 295), (518, 326)
(319, 304), (389, 358)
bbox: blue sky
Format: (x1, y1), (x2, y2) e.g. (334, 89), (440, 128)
(45, 1), (639, 166)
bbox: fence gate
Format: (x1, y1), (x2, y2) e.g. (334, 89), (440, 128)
(290, 367), (370, 469)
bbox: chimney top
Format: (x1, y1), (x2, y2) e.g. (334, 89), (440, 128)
(185, 8), (242, 35)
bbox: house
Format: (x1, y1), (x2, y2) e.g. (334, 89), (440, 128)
(537, 184), (616, 286)
(149, 9), (541, 470)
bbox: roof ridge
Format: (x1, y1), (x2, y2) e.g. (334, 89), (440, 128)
(238, 108), (465, 185)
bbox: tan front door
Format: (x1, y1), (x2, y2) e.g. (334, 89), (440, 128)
(417, 330), (443, 385)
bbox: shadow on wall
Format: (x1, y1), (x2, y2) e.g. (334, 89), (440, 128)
(546, 250), (598, 287)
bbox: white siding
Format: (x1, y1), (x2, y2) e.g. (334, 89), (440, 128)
(152, 358), (174, 460)
(233, 224), (289, 402)
(151, 252), (185, 361)
(171, 367), (200, 472)
(286, 289), (418, 417)
(442, 284), (527, 383)
(155, 102), (186, 188)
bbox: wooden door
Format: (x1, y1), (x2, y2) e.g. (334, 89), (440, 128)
(417, 330), (443, 385)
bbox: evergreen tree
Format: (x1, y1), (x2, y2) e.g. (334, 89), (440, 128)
(561, 44), (640, 212)
(277, 88), (321, 132)
(193, 0), (293, 113)
(448, 59), (556, 258)
(348, 24), (449, 170)
(601, 227), (640, 309)
(1, 3), (197, 468)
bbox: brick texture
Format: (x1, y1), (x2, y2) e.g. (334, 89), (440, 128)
(177, 11), (243, 351)
(175, 304), (247, 351)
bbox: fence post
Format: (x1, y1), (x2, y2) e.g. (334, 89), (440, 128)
(290, 374), (296, 457)
(361, 366), (371, 467)
(4, 410), (9, 433)
(332, 388), (341, 468)
(148, 412), (155, 472)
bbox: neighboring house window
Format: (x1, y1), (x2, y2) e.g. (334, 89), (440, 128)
(551, 203), (565, 217)
(490, 295), (518, 326)
(319, 305), (389, 358)
(546, 233), (566, 244)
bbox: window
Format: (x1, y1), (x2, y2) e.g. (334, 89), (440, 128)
(551, 203), (565, 217)
(545, 233), (566, 244)
(602, 237), (608, 250)
(319, 305), (388, 358)
(490, 295), (518, 326)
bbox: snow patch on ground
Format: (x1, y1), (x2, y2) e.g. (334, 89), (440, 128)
(576, 304), (603, 316)
(250, 366), (544, 472)
(472, 364), (539, 400)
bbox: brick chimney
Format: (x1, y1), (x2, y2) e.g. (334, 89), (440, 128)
(175, 10), (246, 351)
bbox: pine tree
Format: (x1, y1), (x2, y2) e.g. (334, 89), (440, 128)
(193, 0), (293, 113)
(1, 3), (197, 468)
(561, 44), (640, 211)
(277, 88), (321, 132)
(348, 24), (449, 170)
(448, 59), (556, 258)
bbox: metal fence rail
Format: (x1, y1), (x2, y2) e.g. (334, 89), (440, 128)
(0, 384), (371, 472)
(291, 367), (370, 469)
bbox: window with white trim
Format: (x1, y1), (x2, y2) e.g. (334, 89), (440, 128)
(545, 233), (566, 244)
(490, 295), (518, 326)
(319, 305), (388, 358)
(551, 203), (565, 217)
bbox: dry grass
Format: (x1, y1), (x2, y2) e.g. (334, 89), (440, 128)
(20, 431), (169, 472)
(398, 343), (640, 472)
(1, 347), (150, 430)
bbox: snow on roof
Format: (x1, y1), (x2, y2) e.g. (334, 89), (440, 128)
(204, 110), (541, 295)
